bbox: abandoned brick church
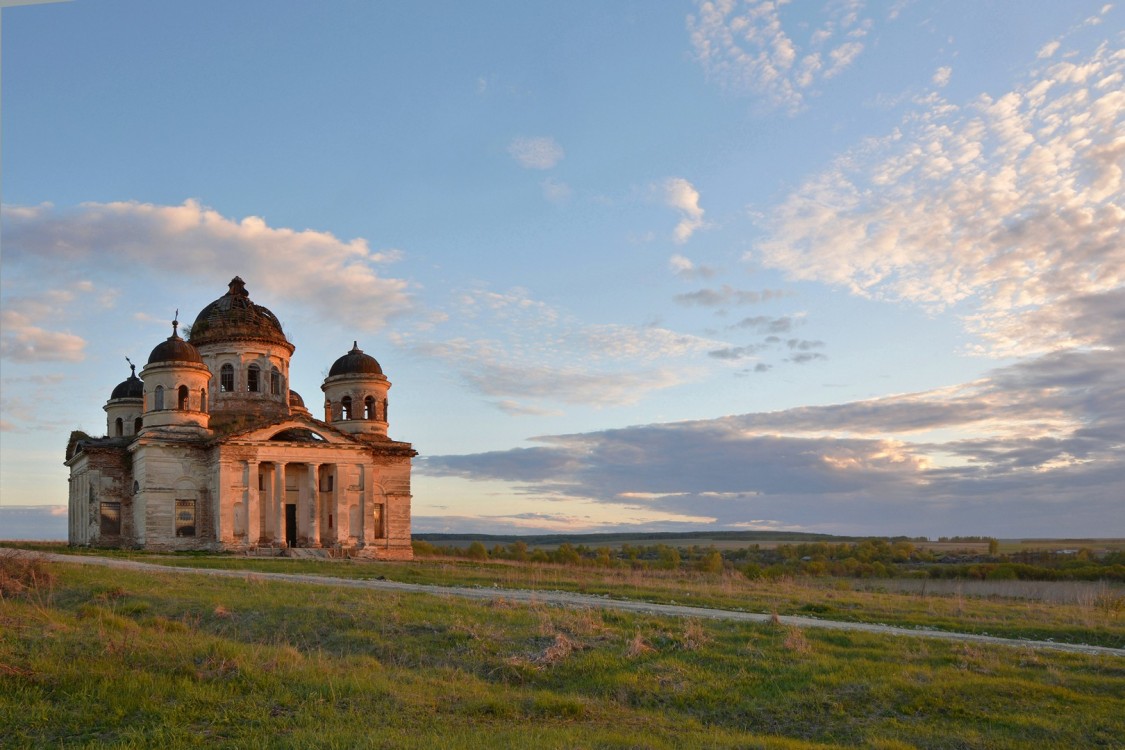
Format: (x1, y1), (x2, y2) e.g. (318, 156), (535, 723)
(65, 277), (415, 559)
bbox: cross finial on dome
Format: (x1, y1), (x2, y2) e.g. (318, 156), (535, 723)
(126, 356), (135, 377)
(172, 309), (180, 337)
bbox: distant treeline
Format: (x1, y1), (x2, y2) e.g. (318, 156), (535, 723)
(413, 531), (920, 546)
(411, 538), (1125, 583)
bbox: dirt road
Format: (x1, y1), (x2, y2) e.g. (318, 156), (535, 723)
(15, 550), (1124, 658)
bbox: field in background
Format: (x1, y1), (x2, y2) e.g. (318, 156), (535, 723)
(417, 533), (1125, 556)
(2, 555), (1122, 749)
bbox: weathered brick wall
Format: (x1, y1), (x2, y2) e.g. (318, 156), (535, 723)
(68, 446), (134, 547)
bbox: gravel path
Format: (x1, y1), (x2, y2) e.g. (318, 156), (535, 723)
(16, 550), (1124, 658)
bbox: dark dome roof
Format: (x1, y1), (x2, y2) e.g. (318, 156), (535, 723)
(328, 342), (383, 377)
(288, 390), (306, 408)
(147, 320), (203, 365)
(188, 277), (291, 350)
(110, 363), (144, 400)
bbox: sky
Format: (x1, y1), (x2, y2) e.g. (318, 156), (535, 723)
(1, 0), (1122, 540)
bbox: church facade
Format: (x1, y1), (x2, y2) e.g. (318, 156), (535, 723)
(65, 277), (415, 559)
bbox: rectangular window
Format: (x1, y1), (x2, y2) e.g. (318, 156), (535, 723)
(100, 502), (121, 536)
(320, 474), (333, 492)
(175, 499), (196, 537)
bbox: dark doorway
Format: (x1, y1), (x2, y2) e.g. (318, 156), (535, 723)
(285, 504), (297, 547)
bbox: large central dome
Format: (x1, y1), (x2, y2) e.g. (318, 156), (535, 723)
(188, 277), (293, 352)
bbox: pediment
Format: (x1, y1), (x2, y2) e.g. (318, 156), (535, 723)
(221, 416), (357, 445)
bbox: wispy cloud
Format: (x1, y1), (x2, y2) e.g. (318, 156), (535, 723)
(674, 285), (788, 307)
(687, 0), (875, 113)
(669, 254), (718, 280)
(508, 136), (565, 169)
(395, 286), (723, 408)
(751, 42), (1125, 356)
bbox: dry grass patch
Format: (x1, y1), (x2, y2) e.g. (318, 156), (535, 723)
(626, 631), (656, 658)
(783, 626), (812, 654)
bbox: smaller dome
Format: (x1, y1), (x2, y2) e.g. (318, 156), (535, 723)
(147, 319), (203, 365)
(288, 390), (306, 408)
(110, 362), (144, 400)
(328, 342), (383, 377)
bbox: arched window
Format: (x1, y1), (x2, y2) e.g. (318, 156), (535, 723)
(134, 417), (143, 433)
(247, 364), (260, 392)
(341, 396), (352, 420)
(383, 399), (388, 421)
(115, 418), (124, 437)
(154, 385), (164, 410)
(271, 367), (281, 395)
(178, 385), (189, 410)
(201, 388), (207, 412)
(364, 396), (375, 420)
(220, 364), (234, 392)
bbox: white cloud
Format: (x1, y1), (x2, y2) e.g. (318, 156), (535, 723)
(687, 0), (875, 112)
(932, 66), (952, 87)
(493, 400), (564, 417)
(751, 42), (1125, 356)
(2, 200), (413, 334)
(669, 254), (718, 279)
(541, 177), (572, 204)
(1037, 40), (1061, 59)
(0, 280), (101, 363)
(0, 310), (86, 362)
(663, 177), (706, 243)
(508, 136), (564, 169)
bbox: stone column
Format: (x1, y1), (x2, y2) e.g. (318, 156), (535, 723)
(307, 462), (321, 546)
(274, 461), (287, 544)
(247, 459), (260, 545)
(329, 464), (342, 544)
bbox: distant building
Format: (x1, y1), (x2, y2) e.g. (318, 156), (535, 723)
(65, 277), (415, 558)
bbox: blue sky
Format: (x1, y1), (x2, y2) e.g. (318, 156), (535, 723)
(2, 0), (1123, 540)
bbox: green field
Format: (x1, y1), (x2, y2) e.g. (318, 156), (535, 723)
(2, 553), (1123, 748)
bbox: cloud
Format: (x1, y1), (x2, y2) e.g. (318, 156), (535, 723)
(708, 344), (765, 361)
(396, 286), (723, 408)
(508, 136), (564, 169)
(751, 42), (1125, 356)
(663, 178), (706, 243)
(0, 280), (101, 363)
(674, 285), (787, 307)
(730, 315), (797, 333)
(0, 310), (86, 363)
(932, 66), (952, 87)
(2, 201), (413, 334)
(540, 178), (572, 204)
(669, 254), (718, 280)
(0, 505), (67, 541)
(1037, 40), (1061, 59)
(419, 347), (1125, 536)
(493, 400), (564, 417)
(687, 0), (874, 112)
